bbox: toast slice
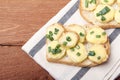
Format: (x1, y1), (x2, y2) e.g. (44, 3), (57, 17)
(46, 23), (110, 67)
(79, 0), (120, 29)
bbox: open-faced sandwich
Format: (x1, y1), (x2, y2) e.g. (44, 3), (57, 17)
(46, 23), (110, 67)
(79, 0), (120, 29)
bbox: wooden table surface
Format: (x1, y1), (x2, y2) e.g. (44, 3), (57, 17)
(0, 0), (120, 80)
(0, 0), (69, 80)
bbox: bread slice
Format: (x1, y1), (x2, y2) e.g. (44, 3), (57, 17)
(46, 24), (110, 67)
(79, 0), (120, 29)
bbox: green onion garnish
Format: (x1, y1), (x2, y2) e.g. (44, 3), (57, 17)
(90, 0), (96, 4)
(102, 32), (106, 35)
(48, 47), (51, 52)
(46, 34), (50, 38)
(52, 49), (56, 54)
(101, 16), (106, 21)
(56, 44), (61, 49)
(85, 0), (89, 8)
(90, 31), (94, 34)
(96, 6), (110, 16)
(76, 52), (81, 56)
(51, 44), (62, 54)
(56, 49), (62, 53)
(88, 51), (96, 56)
(66, 36), (71, 42)
(104, 0), (108, 2)
(49, 31), (53, 36)
(54, 28), (59, 35)
(96, 35), (101, 38)
(97, 56), (101, 60)
(79, 32), (85, 37)
(63, 41), (67, 46)
(49, 36), (54, 41)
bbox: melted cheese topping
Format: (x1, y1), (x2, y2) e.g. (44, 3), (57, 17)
(86, 27), (107, 44)
(101, 0), (115, 5)
(67, 43), (87, 63)
(115, 9), (120, 23)
(59, 32), (78, 48)
(66, 24), (86, 43)
(88, 45), (108, 64)
(46, 23), (64, 42)
(82, 0), (97, 11)
(94, 4), (115, 23)
(117, 0), (120, 6)
(47, 41), (65, 59)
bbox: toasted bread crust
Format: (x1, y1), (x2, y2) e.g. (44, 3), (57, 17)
(46, 23), (110, 67)
(79, 0), (120, 29)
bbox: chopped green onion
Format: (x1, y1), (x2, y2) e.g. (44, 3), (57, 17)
(66, 36), (71, 42)
(49, 36), (54, 41)
(56, 44), (61, 49)
(97, 56), (101, 60)
(76, 45), (80, 49)
(52, 49), (56, 54)
(102, 32), (106, 35)
(51, 45), (62, 54)
(101, 16), (106, 21)
(96, 13), (100, 16)
(49, 31), (53, 36)
(56, 49), (62, 53)
(96, 6), (110, 16)
(85, 0), (89, 8)
(46, 34), (50, 38)
(63, 41), (67, 46)
(79, 32), (85, 37)
(54, 28), (59, 35)
(93, 0), (96, 4)
(46, 34), (54, 41)
(76, 52), (81, 56)
(90, 0), (96, 4)
(96, 35), (101, 38)
(90, 31), (94, 34)
(55, 28), (59, 32)
(88, 51), (96, 56)
(48, 47), (51, 52)
(104, 0), (108, 2)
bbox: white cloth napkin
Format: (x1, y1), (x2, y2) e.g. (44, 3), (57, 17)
(22, 0), (120, 80)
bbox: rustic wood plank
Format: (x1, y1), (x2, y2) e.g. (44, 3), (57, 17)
(0, 0), (69, 45)
(0, 46), (53, 80)
(0, 0), (69, 80)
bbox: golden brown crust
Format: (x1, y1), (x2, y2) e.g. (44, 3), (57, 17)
(79, 0), (120, 29)
(46, 24), (110, 67)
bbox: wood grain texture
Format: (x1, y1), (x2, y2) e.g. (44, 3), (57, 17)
(0, 0), (69, 45)
(0, 0), (69, 80)
(0, 46), (53, 80)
